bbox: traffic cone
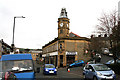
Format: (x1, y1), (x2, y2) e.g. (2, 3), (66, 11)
(68, 68), (70, 72)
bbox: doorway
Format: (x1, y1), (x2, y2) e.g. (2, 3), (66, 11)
(60, 55), (63, 67)
(67, 55), (75, 64)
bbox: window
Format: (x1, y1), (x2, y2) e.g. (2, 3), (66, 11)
(75, 61), (78, 63)
(60, 30), (63, 34)
(85, 65), (89, 70)
(2, 60), (33, 73)
(93, 65), (111, 71)
(60, 44), (62, 49)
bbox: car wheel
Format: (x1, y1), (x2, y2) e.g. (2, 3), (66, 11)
(93, 76), (98, 80)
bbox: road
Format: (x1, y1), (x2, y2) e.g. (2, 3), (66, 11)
(100, 54), (113, 64)
(34, 61), (84, 80)
(34, 54), (120, 80)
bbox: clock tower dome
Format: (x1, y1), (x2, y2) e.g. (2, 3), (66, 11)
(58, 8), (70, 38)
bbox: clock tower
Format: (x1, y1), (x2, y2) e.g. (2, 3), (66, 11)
(58, 8), (70, 38)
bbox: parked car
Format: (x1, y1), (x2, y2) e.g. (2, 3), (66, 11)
(83, 64), (116, 80)
(69, 60), (85, 67)
(106, 59), (120, 65)
(43, 64), (57, 75)
(108, 53), (113, 56)
(102, 48), (110, 55)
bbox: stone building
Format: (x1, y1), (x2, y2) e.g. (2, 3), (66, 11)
(17, 48), (42, 61)
(29, 49), (42, 60)
(42, 8), (90, 67)
(0, 39), (12, 56)
(90, 35), (111, 53)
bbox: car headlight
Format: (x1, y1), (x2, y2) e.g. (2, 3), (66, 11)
(112, 71), (115, 74)
(54, 69), (57, 71)
(96, 72), (102, 76)
(45, 69), (48, 71)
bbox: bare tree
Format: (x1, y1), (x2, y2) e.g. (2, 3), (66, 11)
(96, 10), (118, 49)
(96, 10), (118, 36)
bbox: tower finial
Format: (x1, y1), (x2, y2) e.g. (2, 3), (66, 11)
(60, 8), (68, 18)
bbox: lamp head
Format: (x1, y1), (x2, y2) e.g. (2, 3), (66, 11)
(22, 16), (25, 18)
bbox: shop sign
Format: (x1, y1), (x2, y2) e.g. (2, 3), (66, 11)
(49, 52), (58, 56)
(66, 51), (77, 55)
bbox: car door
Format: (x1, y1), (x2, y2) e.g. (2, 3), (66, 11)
(75, 61), (78, 66)
(84, 65), (90, 78)
(87, 65), (95, 79)
(77, 61), (80, 66)
(78, 60), (81, 66)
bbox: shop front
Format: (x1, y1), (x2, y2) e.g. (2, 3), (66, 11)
(66, 51), (77, 65)
(42, 52), (58, 67)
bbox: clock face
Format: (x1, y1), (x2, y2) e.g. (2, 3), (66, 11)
(60, 23), (63, 27)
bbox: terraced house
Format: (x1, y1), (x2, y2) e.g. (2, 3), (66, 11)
(0, 39), (12, 56)
(42, 8), (90, 67)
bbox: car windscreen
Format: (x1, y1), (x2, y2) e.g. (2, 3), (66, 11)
(93, 65), (111, 71)
(2, 60), (33, 73)
(45, 65), (55, 68)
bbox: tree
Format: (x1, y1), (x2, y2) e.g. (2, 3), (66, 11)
(96, 10), (118, 36)
(111, 21), (120, 59)
(96, 10), (118, 48)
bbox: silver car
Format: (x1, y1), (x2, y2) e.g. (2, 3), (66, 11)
(83, 64), (116, 80)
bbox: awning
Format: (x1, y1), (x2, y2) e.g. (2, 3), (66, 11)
(42, 51), (58, 57)
(42, 54), (46, 57)
(49, 52), (58, 56)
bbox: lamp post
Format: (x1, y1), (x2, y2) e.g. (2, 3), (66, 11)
(11, 16), (25, 53)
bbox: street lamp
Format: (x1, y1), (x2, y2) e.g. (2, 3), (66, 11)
(11, 16), (25, 53)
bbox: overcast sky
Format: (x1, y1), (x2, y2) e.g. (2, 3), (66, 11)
(0, 0), (119, 49)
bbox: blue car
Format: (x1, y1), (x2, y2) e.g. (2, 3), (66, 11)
(43, 64), (57, 75)
(69, 60), (85, 67)
(83, 64), (116, 80)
